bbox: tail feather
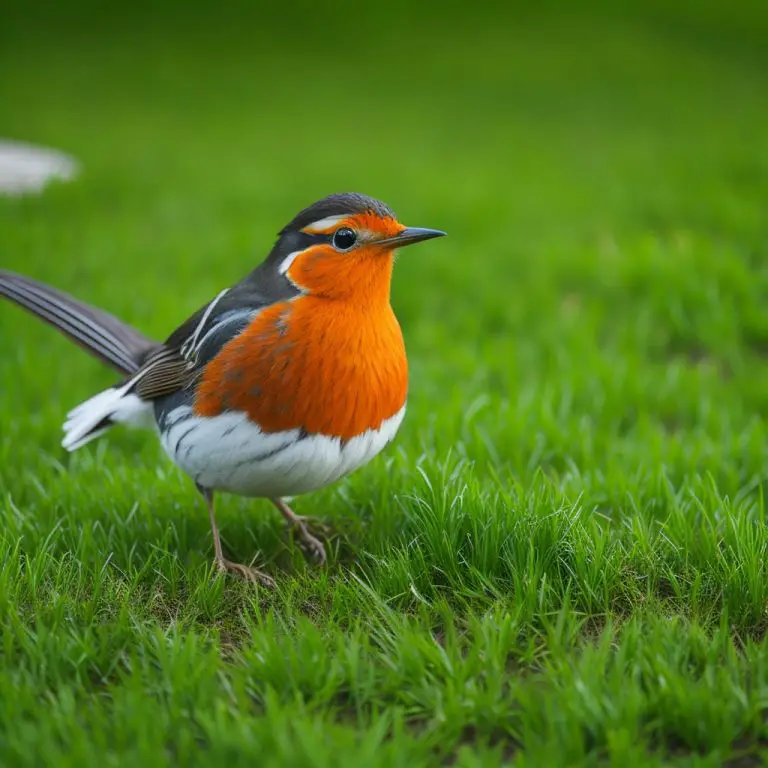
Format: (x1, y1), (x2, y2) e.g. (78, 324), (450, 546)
(0, 269), (159, 375)
(62, 385), (155, 451)
(0, 269), (162, 450)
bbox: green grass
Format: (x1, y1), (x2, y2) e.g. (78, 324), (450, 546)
(2, 1), (768, 764)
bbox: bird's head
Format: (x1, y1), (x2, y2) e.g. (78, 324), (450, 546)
(267, 193), (445, 302)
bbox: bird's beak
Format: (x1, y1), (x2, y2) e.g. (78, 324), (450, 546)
(378, 227), (447, 249)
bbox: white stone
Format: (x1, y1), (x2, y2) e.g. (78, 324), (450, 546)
(0, 139), (78, 195)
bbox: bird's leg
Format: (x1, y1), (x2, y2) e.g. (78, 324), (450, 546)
(197, 484), (275, 587)
(270, 497), (327, 565)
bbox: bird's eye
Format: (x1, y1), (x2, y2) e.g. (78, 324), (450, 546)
(332, 228), (357, 251)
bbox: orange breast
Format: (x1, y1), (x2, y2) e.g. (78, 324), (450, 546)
(193, 296), (408, 440)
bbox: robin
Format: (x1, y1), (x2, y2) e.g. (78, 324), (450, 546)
(0, 193), (445, 585)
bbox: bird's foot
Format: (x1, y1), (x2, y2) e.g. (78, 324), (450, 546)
(271, 499), (330, 565)
(215, 557), (276, 588)
(289, 517), (328, 565)
(290, 514), (331, 535)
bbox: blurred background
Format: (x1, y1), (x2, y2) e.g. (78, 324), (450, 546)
(4, 6), (768, 760)
(2, 0), (768, 495)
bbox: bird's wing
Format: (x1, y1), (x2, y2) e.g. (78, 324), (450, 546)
(131, 302), (261, 400)
(127, 263), (303, 401)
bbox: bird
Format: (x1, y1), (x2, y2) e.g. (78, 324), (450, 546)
(0, 192), (446, 585)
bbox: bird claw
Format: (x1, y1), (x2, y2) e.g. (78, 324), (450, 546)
(215, 557), (276, 588)
(291, 519), (328, 565)
(291, 515), (331, 535)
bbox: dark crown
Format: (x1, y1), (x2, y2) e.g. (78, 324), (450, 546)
(280, 193), (396, 235)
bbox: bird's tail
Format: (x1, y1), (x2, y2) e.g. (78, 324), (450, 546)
(0, 269), (161, 449)
(0, 269), (158, 375)
(61, 384), (156, 450)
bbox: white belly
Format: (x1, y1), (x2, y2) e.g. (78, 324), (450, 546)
(158, 405), (406, 497)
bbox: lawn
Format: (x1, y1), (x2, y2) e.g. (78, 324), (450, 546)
(2, 1), (768, 764)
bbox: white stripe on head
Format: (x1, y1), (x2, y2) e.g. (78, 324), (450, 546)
(278, 250), (302, 275)
(302, 214), (346, 233)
